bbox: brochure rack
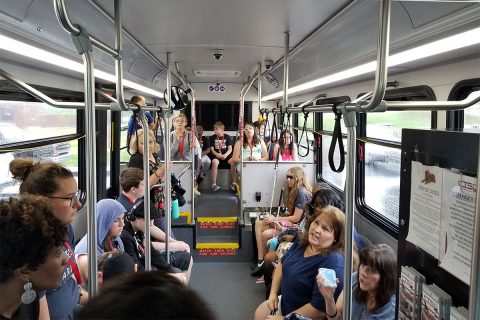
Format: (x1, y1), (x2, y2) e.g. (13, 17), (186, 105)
(397, 129), (480, 318)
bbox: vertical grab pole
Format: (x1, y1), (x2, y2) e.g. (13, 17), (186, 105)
(283, 32), (289, 111)
(190, 87), (196, 221)
(342, 111), (357, 320)
(239, 92), (245, 219)
(165, 52), (172, 264)
(258, 63), (262, 118)
(468, 139), (480, 320)
(84, 48), (98, 299)
(114, 0), (128, 111)
(141, 107), (152, 271)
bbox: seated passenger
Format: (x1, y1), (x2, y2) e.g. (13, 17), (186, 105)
(170, 113), (201, 195)
(252, 166), (311, 276)
(230, 121), (269, 190)
(77, 271), (214, 320)
(317, 244), (397, 320)
(120, 198), (189, 284)
(117, 168), (191, 254)
(9, 158), (87, 317)
(209, 121), (234, 191)
(0, 196), (68, 320)
(254, 206), (346, 320)
(97, 251), (137, 287)
(196, 124), (212, 184)
(273, 129), (298, 161)
(75, 199), (126, 285)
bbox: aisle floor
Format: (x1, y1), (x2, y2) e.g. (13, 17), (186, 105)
(189, 262), (265, 320)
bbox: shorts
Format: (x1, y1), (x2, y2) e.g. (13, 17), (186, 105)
(161, 250), (191, 271)
(209, 153), (232, 168)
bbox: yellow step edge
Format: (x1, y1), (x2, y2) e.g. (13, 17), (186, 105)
(197, 217), (238, 223)
(179, 212), (191, 224)
(196, 242), (239, 249)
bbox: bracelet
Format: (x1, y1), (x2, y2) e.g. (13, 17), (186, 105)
(326, 310), (337, 318)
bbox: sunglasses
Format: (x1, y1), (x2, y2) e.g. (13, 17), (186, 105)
(286, 175), (294, 180)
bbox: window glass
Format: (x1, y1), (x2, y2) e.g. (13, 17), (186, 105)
(322, 113), (346, 133)
(0, 142), (78, 199)
(364, 144), (400, 224)
(0, 101), (76, 145)
(367, 111), (430, 142)
(321, 135), (346, 189)
(120, 111), (131, 163)
(296, 114), (315, 162)
(464, 100), (480, 129)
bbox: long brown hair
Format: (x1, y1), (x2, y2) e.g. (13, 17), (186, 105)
(242, 121), (261, 147)
(285, 167), (312, 212)
(9, 158), (74, 196)
(354, 244), (397, 311)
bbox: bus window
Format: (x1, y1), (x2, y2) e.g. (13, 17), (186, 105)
(120, 111), (131, 163)
(0, 101), (76, 144)
(464, 100), (480, 129)
(321, 135), (347, 190)
(297, 114), (315, 162)
(364, 110), (430, 225)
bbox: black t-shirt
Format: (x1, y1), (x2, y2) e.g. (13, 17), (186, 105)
(199, 136), (210, 152)
(0, 298), (39, 320)
(209, 134), (232, 154)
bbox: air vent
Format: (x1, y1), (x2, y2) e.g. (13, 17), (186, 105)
(194, 70), (242, 78)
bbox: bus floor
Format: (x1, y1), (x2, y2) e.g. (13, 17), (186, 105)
(190, 262), (265, 319)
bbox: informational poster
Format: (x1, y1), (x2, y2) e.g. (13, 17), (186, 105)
(407, 161), (443, 259)
(439, 170), (477, 284)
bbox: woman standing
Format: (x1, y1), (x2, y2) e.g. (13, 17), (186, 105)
(254, 206), (346, 320)
(273, 129), (298, 161)
(9, 159), (86, 319)
(170, 113), (200, 161)
(0, 196), (68, 320)
(317, 244), (397, 320)
(252, 166), (312, 276)
(128, 128), (165, 211)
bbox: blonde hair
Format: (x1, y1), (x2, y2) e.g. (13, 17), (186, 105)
(285, 166), (312, 212)
(214, 121), (225, 130)
(128, 129), (160, 155)
(173, 113), (187, 122)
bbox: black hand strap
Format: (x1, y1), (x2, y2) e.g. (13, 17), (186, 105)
(297, 107), (310, 157)
(328, 105), (345, 172)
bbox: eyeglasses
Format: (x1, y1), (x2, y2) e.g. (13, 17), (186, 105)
(286, 175), (294, 180)
(46, 190), (85, 207)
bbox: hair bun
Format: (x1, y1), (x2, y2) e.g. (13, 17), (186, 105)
(9, 158), (36, 181)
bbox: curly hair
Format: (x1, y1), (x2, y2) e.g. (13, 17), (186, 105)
(9, 158), (74, 196)
(285, 167), (312, 212)
(0, 196), (67, 283)
(128, 128), (160, 155)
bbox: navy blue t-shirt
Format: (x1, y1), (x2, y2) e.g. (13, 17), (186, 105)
(280, 237), (344, 315)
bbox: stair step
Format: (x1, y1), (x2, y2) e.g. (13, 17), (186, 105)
(196, 242), (239, 256)
(196, 234), (238, 244)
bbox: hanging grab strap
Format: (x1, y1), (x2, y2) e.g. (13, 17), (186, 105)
(270, 111), (278, 143)
(328, 105), (345, 172)
(297, 107), (310, 157)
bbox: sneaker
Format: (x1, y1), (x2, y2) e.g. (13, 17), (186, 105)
(194, 189), (201, 196)
(251, 261), (265, 277)
(230, 183), (237, 192)
(256, 275), (265, 284)
(211, 184), (221, 192)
